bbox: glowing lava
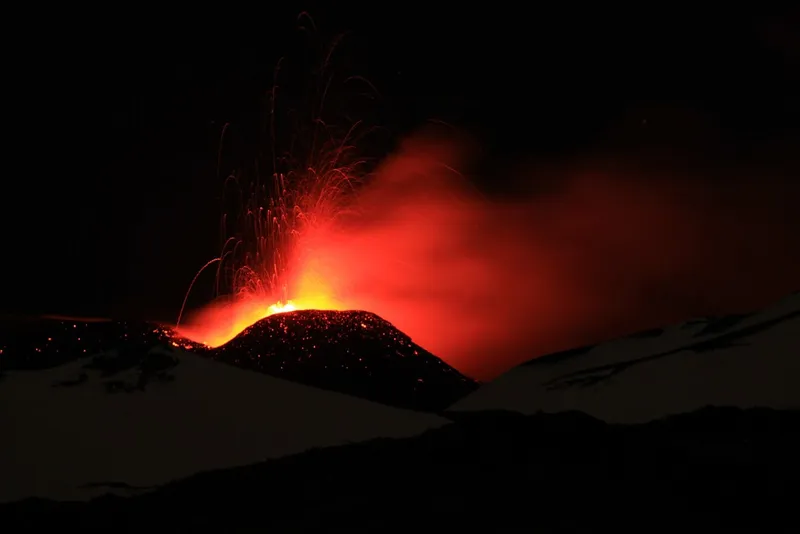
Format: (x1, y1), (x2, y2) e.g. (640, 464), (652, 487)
(170, 30), (800, 379)
(176, 277), (347, 349)
(175, 299), (296, 348)
(175, 127), (800, 381)
(172, 162), (361, 350)
(182, 299), (303, 348)
(267, 301), (297, 314)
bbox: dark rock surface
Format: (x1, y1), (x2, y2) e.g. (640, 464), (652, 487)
(203, 309), (477, 411)
(0, 310), (477, 411)
(3, 406), (798, 532)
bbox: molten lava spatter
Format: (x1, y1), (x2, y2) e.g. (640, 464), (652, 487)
(267, 301), (297, 314)
(175, 289), (344, 349)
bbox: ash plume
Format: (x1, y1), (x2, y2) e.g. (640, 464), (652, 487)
(298, 117), (800, 380)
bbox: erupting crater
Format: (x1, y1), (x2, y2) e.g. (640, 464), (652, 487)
(171, 308), (477, 411)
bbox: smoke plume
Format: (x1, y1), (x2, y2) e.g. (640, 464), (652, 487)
(297, 121), (800, 380)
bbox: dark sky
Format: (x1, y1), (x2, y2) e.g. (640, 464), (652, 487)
(3, 6), (799, 323)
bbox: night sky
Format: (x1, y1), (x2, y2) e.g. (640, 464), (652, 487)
(4, 6), (799, 327)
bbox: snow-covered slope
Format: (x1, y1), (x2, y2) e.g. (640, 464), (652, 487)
(449, 291), (800, 424)
(0, 346), (447, 502)
(0, 312), (477, 412)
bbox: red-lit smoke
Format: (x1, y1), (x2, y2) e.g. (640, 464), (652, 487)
(178, 125), (800, 381)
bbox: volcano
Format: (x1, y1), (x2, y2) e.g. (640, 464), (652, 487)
(0, 310), (477, 412)
(182, 309), (477, 411)
(449, 290), (800, 422)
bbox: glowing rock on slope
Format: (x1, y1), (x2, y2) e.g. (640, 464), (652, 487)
(268, 301), (297, 314)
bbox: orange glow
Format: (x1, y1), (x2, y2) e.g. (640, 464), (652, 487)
(174, 125), (800, 381)
(177, 292), (340, 349)
(175, 257), (351, 348)
(267, 301), (297, 314)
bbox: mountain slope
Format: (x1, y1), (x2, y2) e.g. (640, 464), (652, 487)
(450, 291), (800, 423)
(0, 346), (447, 502)
(1, 310), (478, 411)
(189, 309), (477, 411)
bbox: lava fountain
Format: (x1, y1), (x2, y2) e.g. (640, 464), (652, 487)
(173, 22), (800, 381)
(175, 125), (800, 383)
(174, 24), (375, 348)
(174, 127), (368, 348)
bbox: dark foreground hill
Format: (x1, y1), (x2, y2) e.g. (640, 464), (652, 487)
(4, 406), (798, 532)
(0, 310), (477, 411)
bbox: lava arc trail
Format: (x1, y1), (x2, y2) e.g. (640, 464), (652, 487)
(174, 133), (365, 348)
(175, 34), (371, 349)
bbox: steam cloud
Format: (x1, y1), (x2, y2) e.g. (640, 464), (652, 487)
(298, 122), (800, 380)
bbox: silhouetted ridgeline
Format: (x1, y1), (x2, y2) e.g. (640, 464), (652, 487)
(3, 406), (798, 531)
(0, 310), (477, 411)
(207, 310), (478, 411)
(452, 292), (800, 423)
